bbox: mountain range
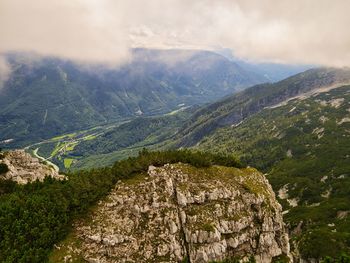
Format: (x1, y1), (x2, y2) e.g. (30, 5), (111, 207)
(43, 67), (350, 171)
(0, 49), (266, 148)
(0, 49), (312, 149)
(1, 49), (349, 261)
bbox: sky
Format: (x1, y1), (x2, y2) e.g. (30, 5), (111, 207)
(0, 0), (350, 68)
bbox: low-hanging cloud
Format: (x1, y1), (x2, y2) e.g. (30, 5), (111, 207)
(0, 0), (131, 65)
(1, 0), (350, 67)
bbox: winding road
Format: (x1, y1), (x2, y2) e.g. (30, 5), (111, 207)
(32, 148), (60, 172)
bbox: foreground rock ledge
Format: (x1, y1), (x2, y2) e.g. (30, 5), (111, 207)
(55, 163), (290, 263)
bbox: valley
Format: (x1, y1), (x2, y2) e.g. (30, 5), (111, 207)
(23, 106), (194, 170)
(24, 120), (127, 170)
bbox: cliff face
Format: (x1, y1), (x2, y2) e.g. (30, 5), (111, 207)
(0, 150), (65, 184)
(54, 163), (290, 263)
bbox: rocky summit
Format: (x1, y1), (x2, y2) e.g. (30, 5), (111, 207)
(0, 150), (65, 184)
(53, 163), (290, 263)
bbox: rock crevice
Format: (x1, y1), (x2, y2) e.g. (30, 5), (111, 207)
(171, 172), (192, 262)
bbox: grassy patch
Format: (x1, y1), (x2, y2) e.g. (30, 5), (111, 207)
(51, 132), (77, 141)
(48, 232), (84, 263)
(50, 142), (63, 157)
(64, 158), (74, 169)
(122, 172), (147, 185)
(202, 223), (215, 232)
(82, 134), (97, 141)
(65, 142), (78, 151)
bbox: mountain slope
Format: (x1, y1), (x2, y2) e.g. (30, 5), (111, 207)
(176, 68), (350, 147)
(195, 85), (350, 260)
(235, 61), (313, 83)
(0, 49), (267, 148)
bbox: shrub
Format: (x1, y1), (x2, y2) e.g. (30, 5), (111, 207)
(202, 223), (215, 232)
(0, 179), (17, 195)
(111, 149), (243, 178)
(321, 254), (350, 263)
(0, 163), (9, 174)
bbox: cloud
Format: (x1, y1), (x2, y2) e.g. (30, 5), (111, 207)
(0, 0), (131, 65)
(1, 0), (350, 67)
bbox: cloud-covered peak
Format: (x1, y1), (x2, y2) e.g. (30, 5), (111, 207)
(1, 0), (350, 67)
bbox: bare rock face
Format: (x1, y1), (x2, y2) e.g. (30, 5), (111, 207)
(0, 150), (65, 184)
(56, 163), (290, 263)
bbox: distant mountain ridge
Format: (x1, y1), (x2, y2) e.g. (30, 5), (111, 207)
(176, 67), (350, 146)
(0, 49), (267, 148)
(215, 48), (313, 82)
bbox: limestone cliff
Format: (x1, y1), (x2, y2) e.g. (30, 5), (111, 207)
(0, 150), (65, 184)
(53, 163), (290, 263)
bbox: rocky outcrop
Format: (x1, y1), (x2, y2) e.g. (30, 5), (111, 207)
(0, 150), (65, 184)
(56, 163), (290, 262)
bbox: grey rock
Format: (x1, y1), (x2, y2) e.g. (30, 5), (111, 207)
(57, 163), (291, 262)
(0, 150), (65, 184)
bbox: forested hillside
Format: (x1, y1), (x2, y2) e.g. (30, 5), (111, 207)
(176, 68), (350, 147)
(196, 85), (350, 260)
